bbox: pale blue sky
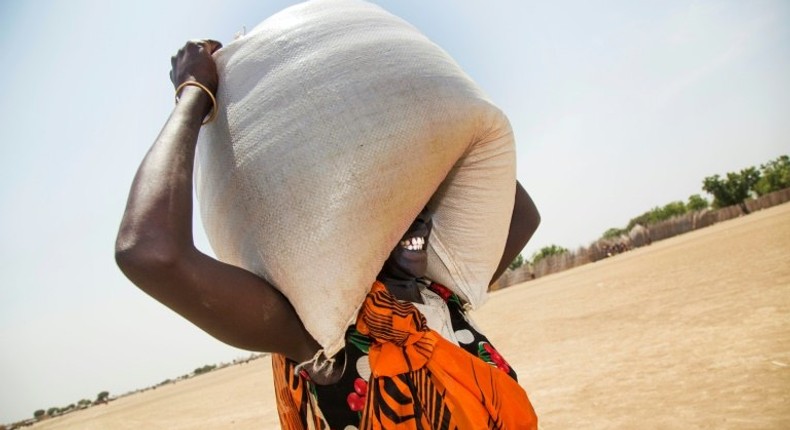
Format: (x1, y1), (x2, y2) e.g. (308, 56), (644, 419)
(1, 0), (788, 424)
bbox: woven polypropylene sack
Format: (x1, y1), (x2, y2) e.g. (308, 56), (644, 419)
(195, 0), (515, 357)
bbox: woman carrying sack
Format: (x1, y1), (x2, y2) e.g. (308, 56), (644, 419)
(116, 39), (539, 429)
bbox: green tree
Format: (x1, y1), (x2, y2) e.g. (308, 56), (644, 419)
(626, 212), (651, 230)
(508, 254), (524, 270)
(96, 391), (110, 402)
(702, 167), (760, 210)
(754, 155), (790, 196)
(47, 407), (60, 416)
(627, 200), (688, 230)
(531, 245), (568, 264)
(34, 409), (46, 419)
(194, 364), (217, 375)
(687, 194), (709, 211)
(602, 227), (627, 240)
(659, 201), (687, 219)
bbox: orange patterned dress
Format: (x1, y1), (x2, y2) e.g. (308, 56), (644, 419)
(272, 281), (538, 429)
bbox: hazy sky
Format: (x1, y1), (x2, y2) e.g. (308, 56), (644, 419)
(1, 0), (788, 424)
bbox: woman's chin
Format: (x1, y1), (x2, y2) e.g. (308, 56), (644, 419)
(381, 247), (428, 279)
(397, 253), (427, 278)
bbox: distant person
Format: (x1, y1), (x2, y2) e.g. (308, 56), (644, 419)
(115, 40), (540, 429)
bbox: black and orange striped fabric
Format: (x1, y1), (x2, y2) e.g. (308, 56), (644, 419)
(273, 281), (538, 429)
(272, 352), (325, 429)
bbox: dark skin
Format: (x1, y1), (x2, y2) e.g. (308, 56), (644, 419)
(378, 210), (433, 303)
(491, 182), (540, 284)
(115, 40), (540, 382)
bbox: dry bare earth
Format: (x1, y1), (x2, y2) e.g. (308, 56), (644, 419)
(32, 203), (790, 429)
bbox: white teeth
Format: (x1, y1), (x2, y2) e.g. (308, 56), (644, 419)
(400, 236), (426, 251)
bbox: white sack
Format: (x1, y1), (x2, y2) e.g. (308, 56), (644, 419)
(196, 0), (516, 357)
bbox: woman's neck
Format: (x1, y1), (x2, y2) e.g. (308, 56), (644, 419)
(378, 275), (424, 303)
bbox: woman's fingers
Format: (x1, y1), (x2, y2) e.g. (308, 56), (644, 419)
(169, 39), (222, 92)
(203, 39), (223, 54)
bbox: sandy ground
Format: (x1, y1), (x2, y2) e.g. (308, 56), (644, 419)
(30, 203), (790, 429)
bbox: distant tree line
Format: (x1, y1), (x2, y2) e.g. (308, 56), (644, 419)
(32, 391), (110, 421)
(506, 154), (789, 270)
(702, 155), (789, 212)
(194, 364), (217, 375)
(18, 356), (259, 427)
(602, 154), (789, 240)
(508, 244), (569, 270)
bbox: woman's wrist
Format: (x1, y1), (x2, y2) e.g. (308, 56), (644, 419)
(174, 85), (215, 125)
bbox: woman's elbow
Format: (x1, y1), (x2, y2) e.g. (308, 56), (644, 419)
(523, 207), (540, 241)
(114, 234), (182, 286)
(512, 184), (540, 247)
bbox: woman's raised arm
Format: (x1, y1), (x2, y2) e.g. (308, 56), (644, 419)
(115, 40), (320, 362)
(490, 181), (540, 284)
